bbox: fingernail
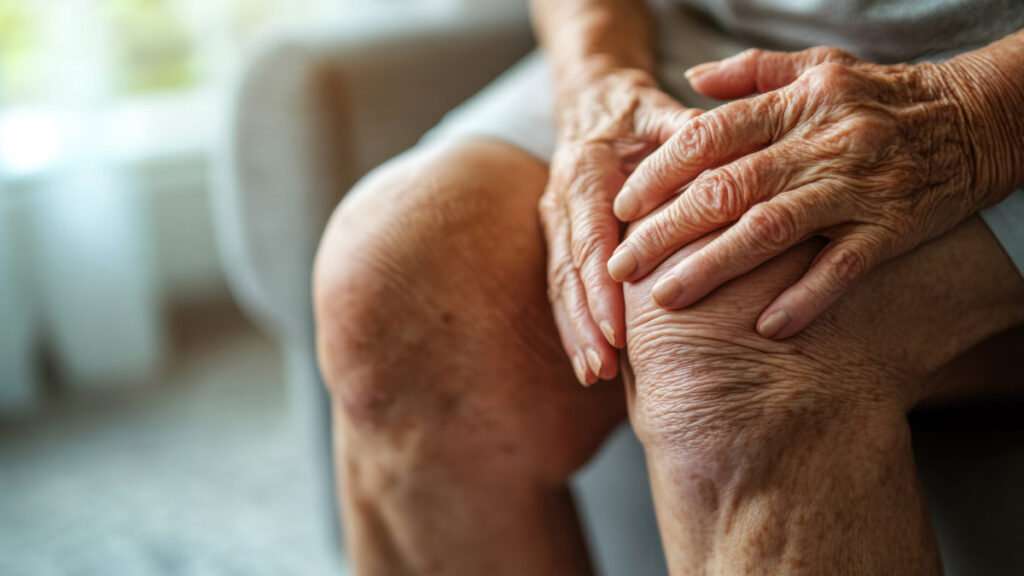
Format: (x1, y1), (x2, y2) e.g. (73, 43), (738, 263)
(599, 321), (618, 347)
(573, 354), (589, 386)
(607, 248), (638, 281)
(758, 310), (791, 339)
(684, 62), (719, 81)
(652, 275), (685, 308)
(586, 348), (603, 378)
(614, 186), (641, 221)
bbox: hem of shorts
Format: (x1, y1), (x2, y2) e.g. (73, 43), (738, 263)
(419, 129), (554, 165)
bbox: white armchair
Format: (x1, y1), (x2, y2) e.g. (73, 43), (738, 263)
(213, 4), (1024, 575)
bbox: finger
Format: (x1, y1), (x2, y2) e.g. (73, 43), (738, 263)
(609, 146), (803, 282)
(650, 184), (852, 310)
(559, 240), (620, 383)
(615, 94), (784, 222)
(540, 193), (595, 385)
(685, 46), (858, 100)
(546, 189), (619, 384)
(550, 285), (591, 386)
(564, 150), (627, 363)
(756, 233), (890, 340)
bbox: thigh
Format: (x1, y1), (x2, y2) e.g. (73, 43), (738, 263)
(315, 138), (626, 481)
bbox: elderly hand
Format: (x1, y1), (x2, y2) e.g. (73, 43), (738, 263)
(541, 64), (699, 385)
(607, 46), (1019, 340)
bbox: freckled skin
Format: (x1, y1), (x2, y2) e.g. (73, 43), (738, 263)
(315, 138), (1023, 576)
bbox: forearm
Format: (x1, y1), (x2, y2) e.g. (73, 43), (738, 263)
(530, 0), (661, 142)
(530, 0), (656, 85)
(941, 29), (1024, 204)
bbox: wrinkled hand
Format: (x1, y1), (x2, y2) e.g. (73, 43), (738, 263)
(540, 66), (699, 385)
(608, 46), (999, 340)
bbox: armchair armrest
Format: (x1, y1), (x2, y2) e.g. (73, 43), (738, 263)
(213, 5), (534, 343)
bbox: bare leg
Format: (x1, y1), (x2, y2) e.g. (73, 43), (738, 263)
(623, 218), (1024, 575)
(313, 139), (626, 575)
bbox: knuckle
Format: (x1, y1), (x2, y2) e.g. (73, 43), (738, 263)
(677, 116), (716, 164)
(845, 114), (897, 158)
(802, 61), (856, 95)
(812, 45), (852, 63)
(815, 61), (849, 79)
(694, 169), (745, 219)
(755, 91), (790, 140)
(744, 204), (795, 249)
(826, 247), (869, 285)
(740, 47), (763, 60)
(815, 113), (888, 161)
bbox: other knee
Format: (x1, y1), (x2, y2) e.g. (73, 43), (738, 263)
(622, 238), (906, 478)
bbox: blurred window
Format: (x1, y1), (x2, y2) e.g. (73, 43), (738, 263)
(0, 1), (44, 106)
(0, 0), (359, 176)
(105, 0), (198, 96)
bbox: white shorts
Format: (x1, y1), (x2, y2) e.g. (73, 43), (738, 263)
(421, 8), (1024, 278)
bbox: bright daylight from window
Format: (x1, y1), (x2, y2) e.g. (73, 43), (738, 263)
(0, 0), (339, 176)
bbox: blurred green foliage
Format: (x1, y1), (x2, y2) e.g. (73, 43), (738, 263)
(0, 1), (43, 104)
(0, 0), (326, 105)
(104, 0), (198, 95)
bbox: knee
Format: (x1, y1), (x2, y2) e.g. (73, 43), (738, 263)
(313, 150), (467, 431)
(622, 238), (906, 476)
(312, 140), (551, 435)
(312, 172), (439, 433)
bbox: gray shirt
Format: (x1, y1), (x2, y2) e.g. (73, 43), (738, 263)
(678, 0), (1024, 62)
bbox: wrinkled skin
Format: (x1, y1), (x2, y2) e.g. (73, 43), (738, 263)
(313, 31), (1024, 576)
(620, 213), (1024, 574)
(608, 46), (1023, 340)
(314, 136), (1024, 576)
(540, 65), (699, 384)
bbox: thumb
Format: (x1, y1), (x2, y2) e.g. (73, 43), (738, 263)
(685, 46), (857, 100)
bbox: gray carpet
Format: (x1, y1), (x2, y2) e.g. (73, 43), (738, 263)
(0, 323), (345, 576)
